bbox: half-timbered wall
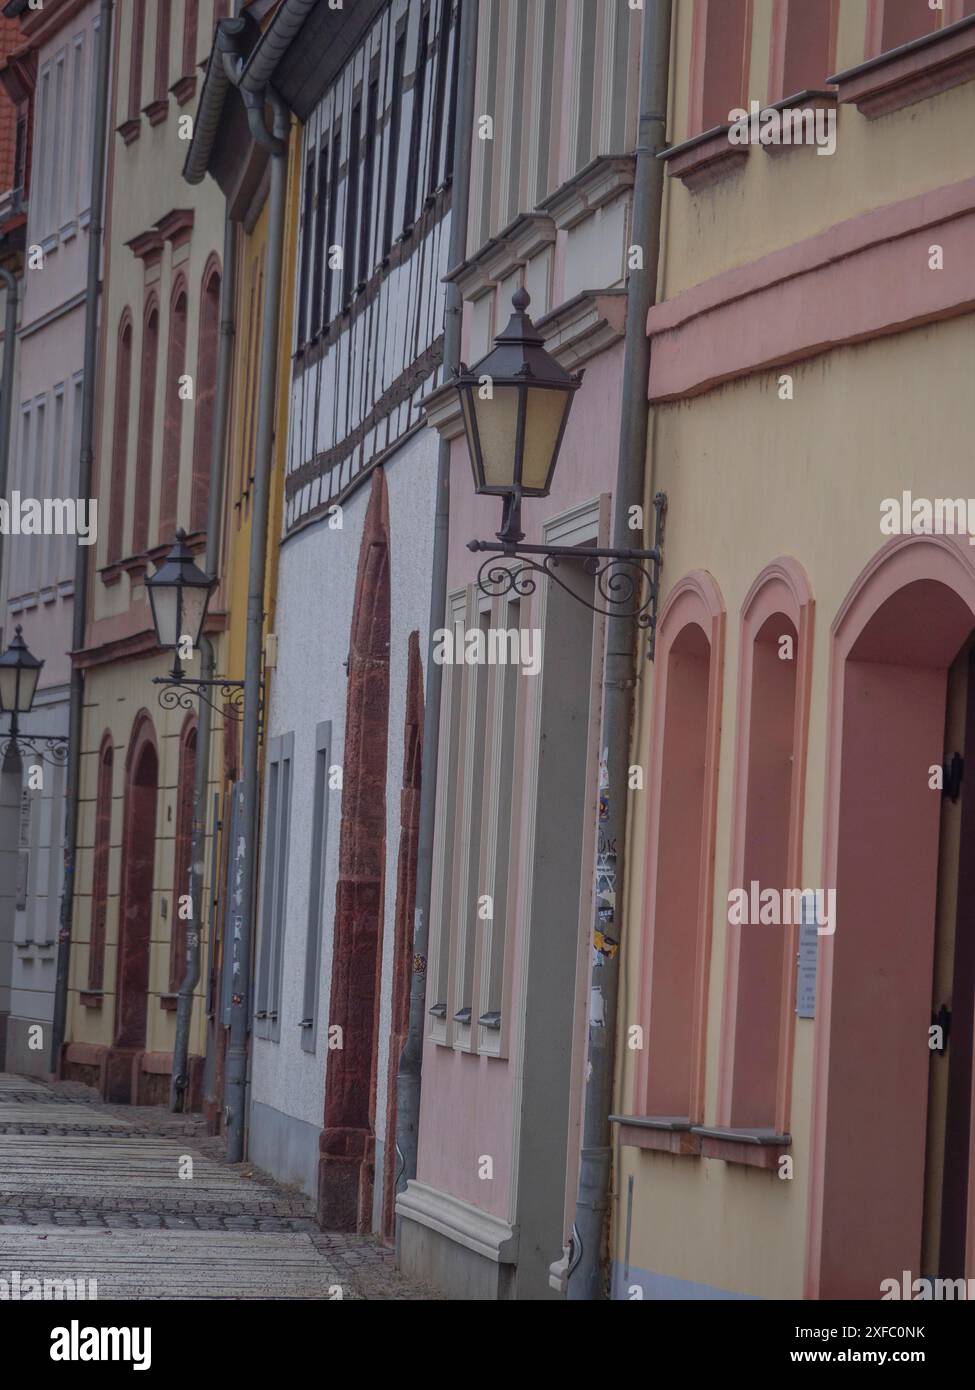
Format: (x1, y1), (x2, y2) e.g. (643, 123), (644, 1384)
(286, 0), (458, 533)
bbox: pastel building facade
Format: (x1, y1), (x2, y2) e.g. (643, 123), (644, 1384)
(613, 0), (975, 1300)
(61, 0), (227, 1103)
(0, 0), (102, 1076)
(398, 0), (645, 1299)
(242, 0), (458, 1242)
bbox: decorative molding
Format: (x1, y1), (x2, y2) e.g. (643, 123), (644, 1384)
(396, 1180), (520, 1264)
(830, 14), (975, 119)
(169, 74), (197, 106)
(126, 229), (164, 264)
(647, 174), (975, 401)
(612, 1115), (702, 1156)
(142, 98), (169, 128)
(117, 117), (142, 146)
(422, 380), (465, 441)
(445, 212), (557, 300)
(660, 125), (749, 192)
(536, 288), (627, 371)
(537, 154), (635, 230)
(156, 208), (195, 246)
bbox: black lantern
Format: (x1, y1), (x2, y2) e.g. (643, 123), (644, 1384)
(454, 288), (582, 544)
(0, 625), (43, 717)
(147, 528), (215, 665)
(0, 626), (67, 764)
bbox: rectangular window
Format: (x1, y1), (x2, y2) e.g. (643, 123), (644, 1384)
(476, 594), (521, 1046)
(880, 0), (940, 52)
(45, 387), (65, 591)
(428, 590), (467, 1042)
(343, 99), (362, 306)
(772, 0), (834, 101)
(128, 0), (146, 121)
(301, 722), (333, 1052)
(692, 0), (750, 135)
(298, 148), (317, 344)
(452, 604), (491, 1044)
(29, 400), (46, 595)
(403, 8), (430, 235)
(48, 53), (66, 232)
(382, 33), (406, 258)
(427, 0), (452, 196)
(322, 125), (341, 327)
(310, 134), (330, 335)
(154, 0), (172, 100)
(255, 733), (294, 1042)
(36, 65), (50, 234)
(574, 0), (597, 171)
(444, 0), (460, 184)
(68, 36), (85, 221)
(358, 69), (380, 289)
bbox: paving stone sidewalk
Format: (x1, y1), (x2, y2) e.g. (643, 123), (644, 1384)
(0, 1073), (441, 1300)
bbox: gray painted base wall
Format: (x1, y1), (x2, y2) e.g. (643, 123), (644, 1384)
(398, 1218), (514, 1300)
(4, 1015), (52, 1078)
(248, 1099), (321, 1201)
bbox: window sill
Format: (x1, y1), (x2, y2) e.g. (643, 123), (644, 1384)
(691, 1125), (792, 1169)
(170, 74), (197, 106)
(610, 1114), (702, 1156)
(159, 993), (178, 1012)
(660, 125), (749, 192)
(142, 98), (169, 128)
(759, 89), (838, 157)
(117, 117), (141, 146)
(829, 14), (975, 119)
(79, 990), (104, 1009)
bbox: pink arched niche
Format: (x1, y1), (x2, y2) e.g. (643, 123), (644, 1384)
(113, 712), (159, 1071)
(636, 571), (725, 1124)
(717, 559), (814, 1136)
(806, 536), (975, 1300)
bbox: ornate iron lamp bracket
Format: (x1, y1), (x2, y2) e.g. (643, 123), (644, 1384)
(0, 734), (69, 767)
(469, 492), (668, 659)
(152, 675), (246, 722)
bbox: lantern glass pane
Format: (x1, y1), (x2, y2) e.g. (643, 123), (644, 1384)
(149, 583), (180, 651)
(0, 665), (18, 714)
(17, 663), (41, 713)
(180, 584), (210, 652)
(472, 386), (520, 490)
(521, 387), (571, 493)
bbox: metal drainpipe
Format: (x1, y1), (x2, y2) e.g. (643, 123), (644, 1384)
(566, 0), (672, 1300)
(170, 205), (238, 1110)
(0, 266), (19, 596)
(225, 89), (288, 1164)
(393, 0), (479, 1230)
(50, 0), (115, 1076)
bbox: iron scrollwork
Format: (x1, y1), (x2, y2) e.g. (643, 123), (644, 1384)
(470, 492), (668, 658)
(153, 677), (246, 721)
(0, 735), (69, 767)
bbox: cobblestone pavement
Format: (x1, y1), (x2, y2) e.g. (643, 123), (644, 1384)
(0, 1073), (441, 1300)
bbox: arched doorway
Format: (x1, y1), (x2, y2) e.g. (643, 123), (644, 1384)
(318, 468), (391, 1232)
(109, 713), (159, 1101)
(808, 536), (975, 1298)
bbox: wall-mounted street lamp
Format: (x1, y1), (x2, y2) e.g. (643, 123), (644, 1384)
(454, 289), (666, 656)
(0, 625), (69, 766)
(147, 529), (247, 720)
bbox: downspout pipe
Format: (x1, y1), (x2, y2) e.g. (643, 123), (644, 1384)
(393, 0), (479, 1223)
(50, 0), (115, 1076)
(566, 0), (672, 1300)
(225, 87), (289, 1164)
(170, 208), (238, 1110)
(0, 266), (19, 592)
